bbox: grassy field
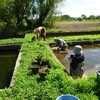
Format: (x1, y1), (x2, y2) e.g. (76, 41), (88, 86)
(47, 21), (100, 32)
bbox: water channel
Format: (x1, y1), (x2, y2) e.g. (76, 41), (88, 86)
(54, 45), (100, 76)
(0, 50), (19, 89)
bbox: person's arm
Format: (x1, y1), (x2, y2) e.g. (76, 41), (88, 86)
(68, 56), (72, 63)
(42, 27), (46, 41)
(43, 27), (46, 35)
(37, 33), (39, 39)
(68, 55), (74, 63)
(52, 43), (57, 47)
(34, 28), (38, 39)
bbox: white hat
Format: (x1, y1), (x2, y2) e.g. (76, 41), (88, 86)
(54, 37), (59, 41)
(73, 45), (83, 54)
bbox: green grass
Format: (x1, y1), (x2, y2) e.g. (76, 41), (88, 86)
(0, 34), (100, 100)
(46, 34), (100, 42)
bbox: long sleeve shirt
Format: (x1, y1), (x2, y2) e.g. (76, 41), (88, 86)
(70, 54), (85, 70)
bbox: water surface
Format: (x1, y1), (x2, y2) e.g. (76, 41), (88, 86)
(0, 50), (18, 89)
(54, 45), (100, 76)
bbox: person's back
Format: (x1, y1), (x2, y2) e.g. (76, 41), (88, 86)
(34, 26), (46, 41)
(61, 39), (68, 47)
(37, 27), (45, 34)
(54, 38), (68, 51)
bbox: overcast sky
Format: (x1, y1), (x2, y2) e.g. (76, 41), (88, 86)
(59, 0), (100, 17)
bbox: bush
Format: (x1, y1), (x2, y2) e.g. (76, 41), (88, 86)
(0, 21), (6, 34)
(0, 22), (18, 35)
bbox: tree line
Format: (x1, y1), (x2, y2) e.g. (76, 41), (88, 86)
(58, 14), (100, 21)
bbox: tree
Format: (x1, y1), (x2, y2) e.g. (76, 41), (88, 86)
(13, 0), (63, 29)
(77, 17), (82, 21)
(13, 0), (34, 29)
(81, 14), (86, 20)
(87, 15), (96, 20)
(60, 15), (72, 21)
(0, 0), (18, 34)
(33, 0), (63, 27)
(0, 0), (14, 23)
(96, 15), (100, 20)
(0, 0), (63, 31)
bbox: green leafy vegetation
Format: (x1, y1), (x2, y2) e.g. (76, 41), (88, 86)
(0, 34), (100, 99)
(47, 34), (100, 42)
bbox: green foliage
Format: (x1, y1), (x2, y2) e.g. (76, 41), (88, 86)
(0, 38), (25, 45)
(75, 78), (96, 93)
(33, 0), (63, 27)
(77, 93), (98, 100)
(0, 34), (99, 99)
(0, 0), (64, 32)
(1, 23), (18, 34)
(60, 15), (74, 21)
(0, 22), (6, 34)
(46, 35), (100, 42)
(58, 14), (100, 22)
(0, 0), (14, 23)
(0, 0), (18, 34)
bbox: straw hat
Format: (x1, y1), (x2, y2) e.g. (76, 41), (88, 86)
(73, 45), (83, 54)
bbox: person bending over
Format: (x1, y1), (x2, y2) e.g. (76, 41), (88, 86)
(54, 38), (68, 51)
(34, 26), (46, 41)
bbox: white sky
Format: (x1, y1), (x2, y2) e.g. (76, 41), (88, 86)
(58, 0), (100, 17)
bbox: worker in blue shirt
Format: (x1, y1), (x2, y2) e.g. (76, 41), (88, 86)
(54, 38), (68, 51)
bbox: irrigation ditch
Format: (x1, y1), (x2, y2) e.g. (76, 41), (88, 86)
(0, 44), (21, 89)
